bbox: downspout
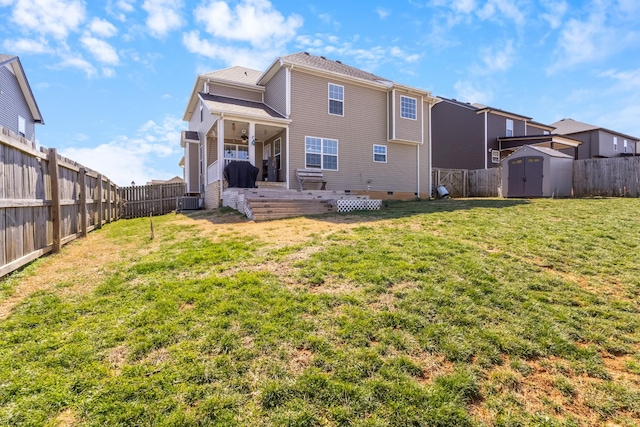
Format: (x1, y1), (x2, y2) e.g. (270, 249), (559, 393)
(392, 89), (396, 141)
(428, 102), (433, 199)
(484, 111), (488, 169)
(218, 114), (225, 204)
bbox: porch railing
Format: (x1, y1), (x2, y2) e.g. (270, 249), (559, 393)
(207, 160), (220, 184)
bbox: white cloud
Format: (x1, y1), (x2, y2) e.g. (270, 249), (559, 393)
(142, 0), (184, 38)
(296, 34), (422, 72)
(477, 0), (525, 25)
(454, 80), (493, 104)
(184, 0), (303, 67)
(102, 67), (116, 77)
(59, 116), (184, 186)
(9, 0), (86, 39)
(116, 0), (135, 12)
(599, 68), (640, 90)
(547, 1), (640, 73)
(376, 7), (390, 19)
(2, 37), (50, 54)
(55, 54), (97, 77)
(81, 36), (120, 65)
(474, 39), (515, 74)
(540, 0), (567, 29)
(452, 0), (476, 14)
(193, 0), (303, 48)
(89, 18), (118, 38)
(183, 31), (277, 69)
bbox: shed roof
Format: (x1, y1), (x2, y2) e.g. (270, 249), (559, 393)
(510, 145), (574, 159)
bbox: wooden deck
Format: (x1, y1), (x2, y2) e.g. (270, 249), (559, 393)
(222, 188), (376, 221)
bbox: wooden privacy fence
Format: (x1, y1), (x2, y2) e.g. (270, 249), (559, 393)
(120, 182), (186, 219)
(573, 157), (640, 197)
(468, 168), (501, 197)
(0, 125), (119, 278)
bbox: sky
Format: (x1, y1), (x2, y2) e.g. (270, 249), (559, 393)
(1, 0), (639, 186)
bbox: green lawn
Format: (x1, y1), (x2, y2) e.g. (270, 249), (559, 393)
(1, 198), (639, 426)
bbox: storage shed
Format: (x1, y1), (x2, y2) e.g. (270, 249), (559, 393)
(502, 145), (573, 198)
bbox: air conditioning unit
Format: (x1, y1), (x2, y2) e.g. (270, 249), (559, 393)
(177, 196), (203, 211)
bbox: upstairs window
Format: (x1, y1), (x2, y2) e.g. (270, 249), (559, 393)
(400, 96), (417, 120)
(613, 136), (618, 151)
(306, 136), (338, 170)
(18, 115), (26, 137)
(624, 139), (628, 153)
(328, 83), (344, 116)
(506, 119), (514, 137)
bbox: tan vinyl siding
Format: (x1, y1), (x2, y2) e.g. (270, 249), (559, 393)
(264, 67), (287, 117)
(288, 70), (419, 193)
(392, 91), (422, 143)
(208, 83), (262, 102)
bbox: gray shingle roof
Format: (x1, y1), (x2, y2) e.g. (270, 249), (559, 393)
(550, 118), (600, 134)
(282, 52), (392, 84)
(200, 93), (286, 120)
(551, 118), (639, 141)
(203, 66), (263, 85)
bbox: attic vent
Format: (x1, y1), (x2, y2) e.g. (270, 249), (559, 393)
(336, 60), (342, 64)
(320, 56), (326, 60)
(304, 52), (310, 55)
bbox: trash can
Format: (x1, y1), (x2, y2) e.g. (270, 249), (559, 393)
(436, 185), (449, 199)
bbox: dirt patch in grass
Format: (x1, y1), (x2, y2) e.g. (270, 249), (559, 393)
(53, 408), (78, 426)
(0, 231), (138, 321)
(106, 344), (129, 375)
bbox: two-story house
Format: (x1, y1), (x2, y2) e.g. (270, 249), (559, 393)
(180, 52), (439, 208)
(0, 54), (44, 141)
(432, 97), (581, 170)
(551, 118), (639, 159)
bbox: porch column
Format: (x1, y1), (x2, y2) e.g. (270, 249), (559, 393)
(218, 118), (225, 199)
(248, 122), (256, 166)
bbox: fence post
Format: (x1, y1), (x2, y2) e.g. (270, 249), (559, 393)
(80, 168), (87, 237)
(48, 148), (62, 253)
(107, 181), (112, 223)
(97, 174), (103, 229)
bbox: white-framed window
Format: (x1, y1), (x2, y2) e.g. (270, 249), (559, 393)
(613, 136), (618, 151)
(400, 96), (417, 120)
(491, 150), (501, 163)
(200, 102), (203, 122)
(373, 144), (387, 163)
(274, 137), (282, 170)
(328, 83), (344, 116)
(18, 115), (26, 137)
(543, 130), (550, 135)
(506, 119), (514, 137)
(224, 144), (249, 164)
(305, 136), (338, 170)
(624, 139), (628, 153)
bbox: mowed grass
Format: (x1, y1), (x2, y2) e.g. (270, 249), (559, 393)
(1, 198), (640, 426)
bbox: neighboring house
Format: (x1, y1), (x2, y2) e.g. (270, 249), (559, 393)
(0, 54), (44, 141)
(180, 52), (439, 208)
(146, 176), (184, 185)
(432, 97), (580, 170)
(550, 118), (639, 159)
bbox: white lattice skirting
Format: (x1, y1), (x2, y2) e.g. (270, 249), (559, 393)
(337, 199), (382, 212)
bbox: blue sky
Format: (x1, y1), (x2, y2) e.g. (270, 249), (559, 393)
(1, 0), (639, 186)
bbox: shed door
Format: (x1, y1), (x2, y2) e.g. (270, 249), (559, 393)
(508, 156), (543, 197)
